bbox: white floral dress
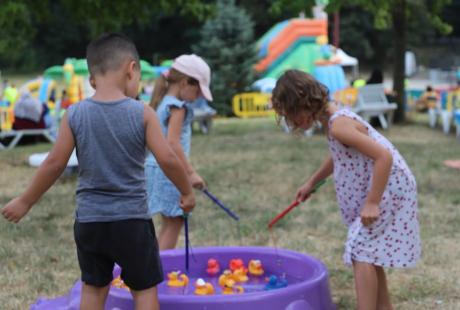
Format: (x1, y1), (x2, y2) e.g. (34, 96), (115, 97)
(328, 109), (421, 268)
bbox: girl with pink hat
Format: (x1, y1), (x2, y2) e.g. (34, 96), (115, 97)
(146, 54), (213, 250)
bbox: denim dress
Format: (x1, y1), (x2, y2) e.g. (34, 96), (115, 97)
(145, 95), (193, 217)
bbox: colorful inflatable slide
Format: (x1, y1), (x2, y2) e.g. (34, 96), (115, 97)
(255, 18), (327, 79)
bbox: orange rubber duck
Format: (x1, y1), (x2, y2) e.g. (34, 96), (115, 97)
(111, 276), (130, 290)
(248, 259), (264, 276)
(218, 269), (233, 287)
(167, 271), (189, 287)
(232, 267), (249, 283)
(221, 278), (244, 295)
(206, 258), (220, 276)
(194, 278), (215, 295)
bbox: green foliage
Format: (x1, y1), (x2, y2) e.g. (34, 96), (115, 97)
(269, 0), (453, 34)
(269, 0), (316, 17)
(332, 0), (452, 34)
(60, 0), (213, 36)
(0, 0), (212, 70)
(193, 0), (258, 116)
(0, 0), (50, 64)
(338, 6), (386, 63)
(0, 0), (455, 76)
(0, 2), (31, 62)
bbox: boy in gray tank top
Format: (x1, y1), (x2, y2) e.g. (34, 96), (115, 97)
(1, 33), (195, 310)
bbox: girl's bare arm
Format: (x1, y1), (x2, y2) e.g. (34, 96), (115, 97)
(330, 116), (393, 206)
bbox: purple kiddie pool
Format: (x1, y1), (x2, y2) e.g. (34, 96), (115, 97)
(31, 246), (335, 310)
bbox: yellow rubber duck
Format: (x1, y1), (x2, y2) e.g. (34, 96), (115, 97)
(218, 269), (233, 287)
(232, 267), (249, 283)
(248, 259), (264, 276)
(167, 271), (189, 287)
(194, 278), (215, 295)
(111, 276), (130, 290)
(221, 278), (244, 295)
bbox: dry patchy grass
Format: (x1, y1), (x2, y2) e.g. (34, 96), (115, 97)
(1, 117), (459, 309)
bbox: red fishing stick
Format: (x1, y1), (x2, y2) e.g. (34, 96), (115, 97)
(268, 179), (326, 229)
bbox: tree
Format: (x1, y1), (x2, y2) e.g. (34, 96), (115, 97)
(268, 0), (453, 122)
(337, 0), (452, 122)
(60, 0), (212, 36)
(0, 0), (212, 70)
(336, 6), (389, 66)
(193, 0), (258, 116)
(0, 1), (49, 64)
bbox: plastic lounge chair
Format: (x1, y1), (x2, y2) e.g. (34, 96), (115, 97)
(353, 84), (397, 129)
(0, 96), (60, 150)
(0, 129), (56, 150)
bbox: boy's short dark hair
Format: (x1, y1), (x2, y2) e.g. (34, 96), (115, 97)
(86, 33), (140, 76)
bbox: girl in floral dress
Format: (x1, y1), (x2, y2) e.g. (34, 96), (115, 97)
(271, 69), (421, 310)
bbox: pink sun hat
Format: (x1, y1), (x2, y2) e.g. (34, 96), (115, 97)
(171, 54), (213, 101)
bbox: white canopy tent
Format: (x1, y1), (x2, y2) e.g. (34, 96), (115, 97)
(335, 47), (359, 77)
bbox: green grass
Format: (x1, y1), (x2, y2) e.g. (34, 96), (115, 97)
(1, 73), (41, 89)
(1, 117), (460, 309)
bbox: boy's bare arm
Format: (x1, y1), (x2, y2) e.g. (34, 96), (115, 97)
(1, 114), (75, 223)
(144, 107), (193, 196)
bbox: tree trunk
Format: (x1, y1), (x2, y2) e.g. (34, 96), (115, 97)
(333, 11), (340, 48)
(392, 0), (406, 123)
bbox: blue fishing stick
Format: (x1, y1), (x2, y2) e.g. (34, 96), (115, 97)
(202, 189), (240, 221)
(183, 213), (190, 273)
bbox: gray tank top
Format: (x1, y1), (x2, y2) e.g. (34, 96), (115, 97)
(67, 98), (150, 222)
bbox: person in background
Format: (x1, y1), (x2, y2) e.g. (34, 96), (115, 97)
(366, 69), (383, 85)
(60, 90), (72, 110)
(416, 85), (439, 112)
(4, 83), (19, 107)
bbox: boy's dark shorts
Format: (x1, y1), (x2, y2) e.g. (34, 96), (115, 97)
(74, 219), (163, 291)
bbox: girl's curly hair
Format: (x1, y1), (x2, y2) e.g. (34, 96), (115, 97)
(271, 70), (329, 130)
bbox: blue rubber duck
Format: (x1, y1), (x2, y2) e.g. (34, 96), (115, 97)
(264, 275), (288, 290)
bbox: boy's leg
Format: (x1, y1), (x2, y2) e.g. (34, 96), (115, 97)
(131, 286), (160, 310)
(353, 260), (378, 310)
(375, 266), (394, 310)
(80, 283), (110, 310)
(74, 221), (114, 310)
(158, 215), (183, 250)
(115, 219), (163, 307)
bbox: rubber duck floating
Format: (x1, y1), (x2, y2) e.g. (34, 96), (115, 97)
(167, 271), (189, 287)
(248, 259), (264, 276)
(111, 276), (129, 290)
(264, 275), (288, 290)
(229, 258), (245, 272)
(232, 267), (249, 283)
(194, 278), (215, 295)
(218, 269), (233, 287)
(221, 278), (244, 295)
(206, 258), (220, 276)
